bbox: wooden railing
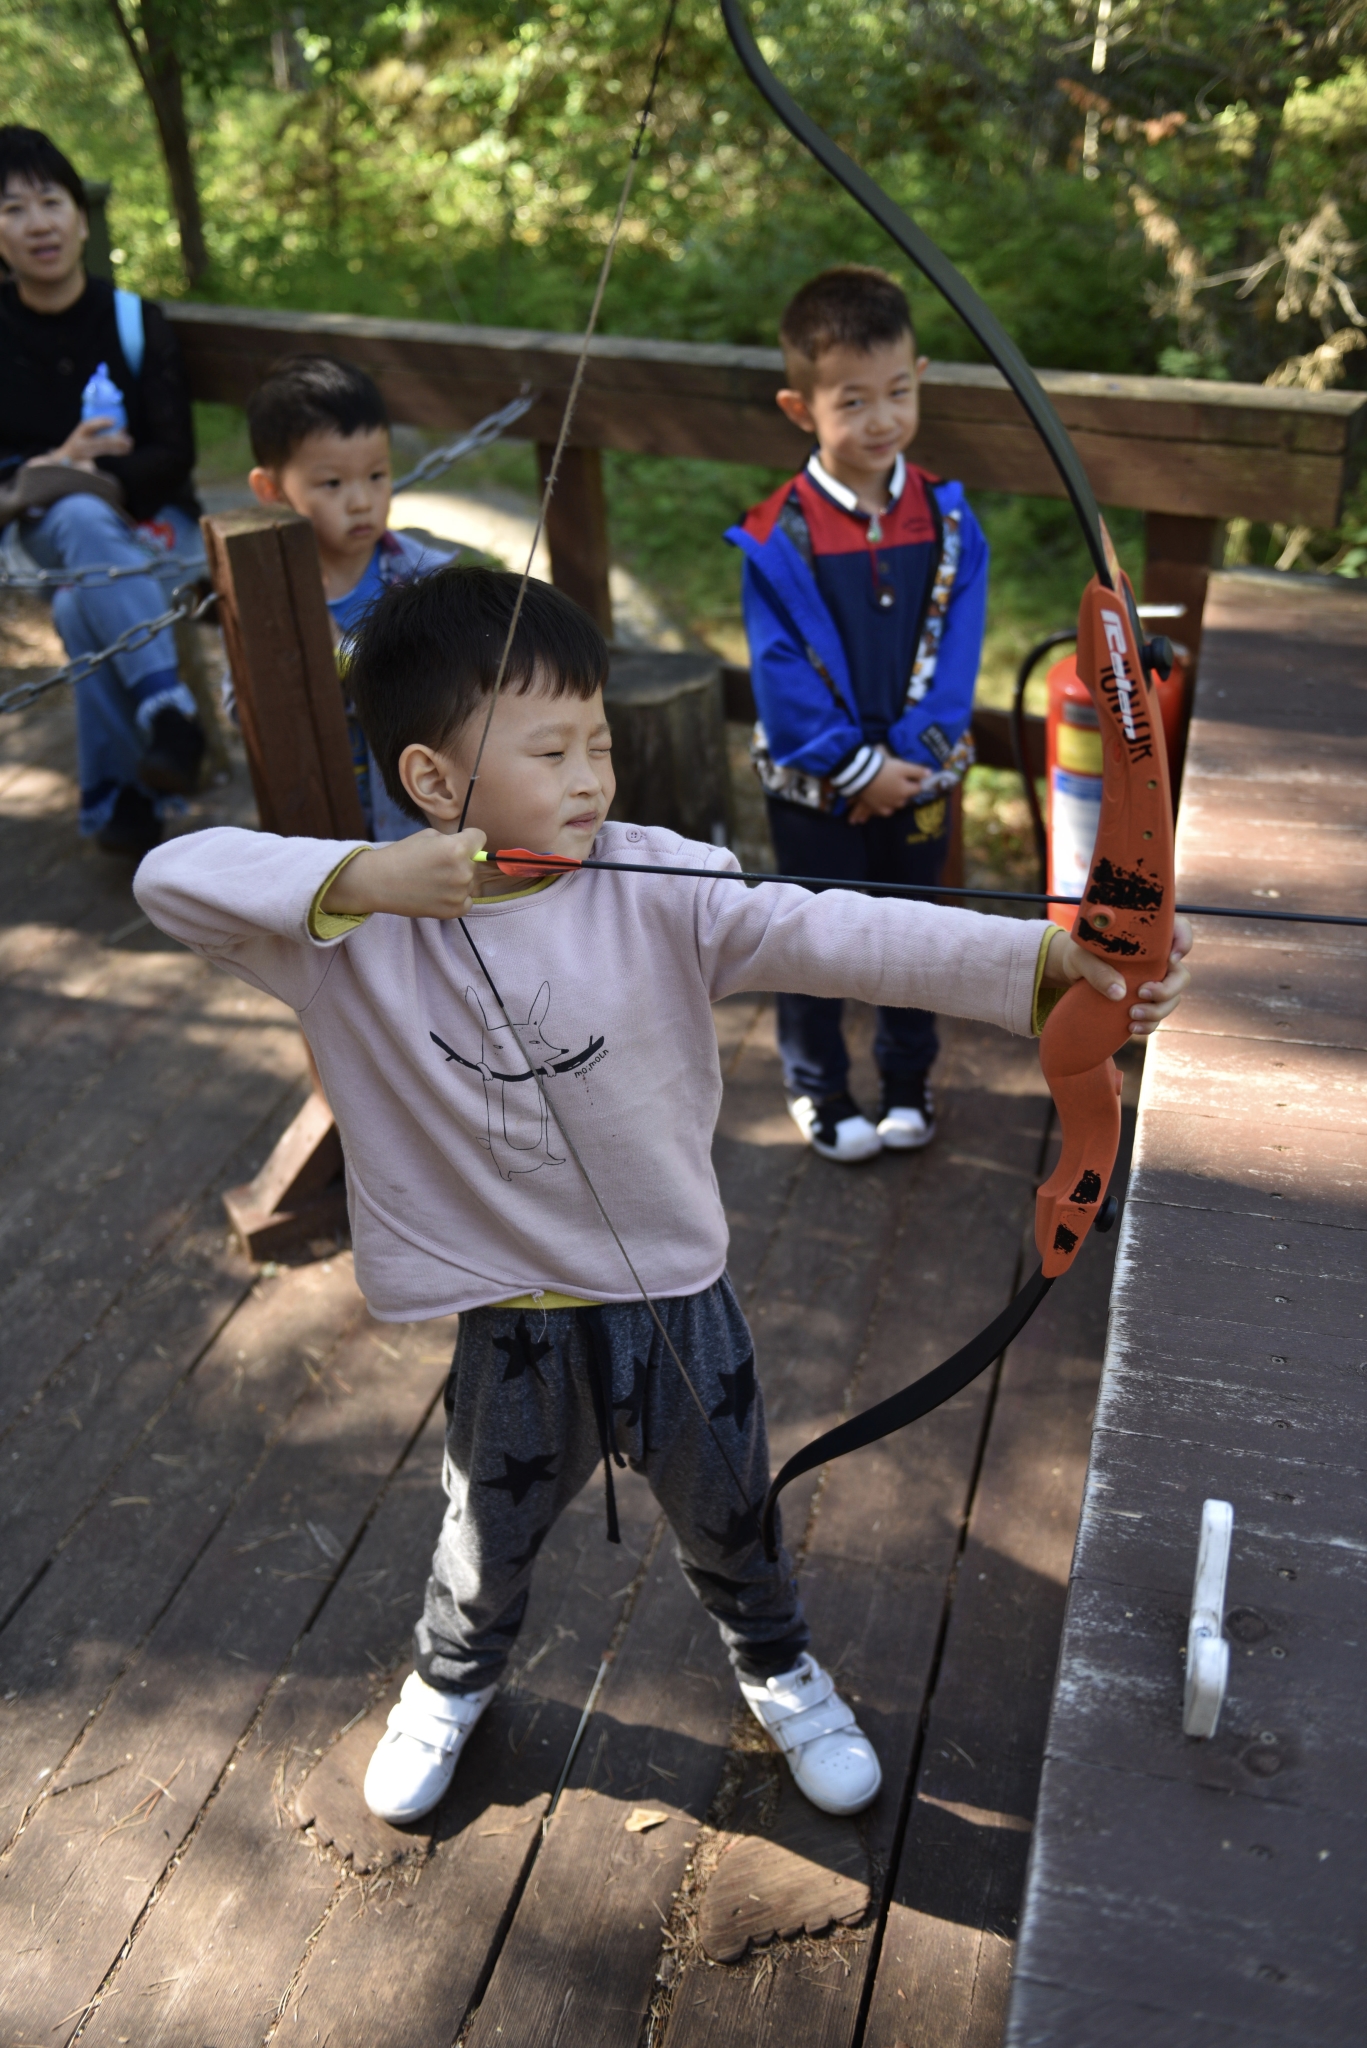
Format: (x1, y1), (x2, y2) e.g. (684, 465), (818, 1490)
(168, 302), (1367, 667)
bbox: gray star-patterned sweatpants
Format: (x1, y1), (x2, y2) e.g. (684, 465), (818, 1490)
(414, 1274), (809, 1692)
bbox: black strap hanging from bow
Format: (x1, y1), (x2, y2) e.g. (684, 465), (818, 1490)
(761, 1269), (1053, 1561)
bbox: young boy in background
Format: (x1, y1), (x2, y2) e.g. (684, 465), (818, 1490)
(246, 353), (451, 841)
(133, 566), (1190, 1830)
(729, 265), (986, 1163)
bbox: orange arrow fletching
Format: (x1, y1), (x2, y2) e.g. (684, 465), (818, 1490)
(494, 846), (583, 879)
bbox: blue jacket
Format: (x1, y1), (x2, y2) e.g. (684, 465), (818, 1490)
(726, 463), (987, 813)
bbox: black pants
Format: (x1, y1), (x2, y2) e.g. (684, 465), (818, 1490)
(766, 792), (950, 1099)
(414, 1278), (809, 1691)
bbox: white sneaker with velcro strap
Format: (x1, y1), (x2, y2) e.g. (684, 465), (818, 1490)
(363, 1670), (497, 1824)
(739, 1652), (882, 1815)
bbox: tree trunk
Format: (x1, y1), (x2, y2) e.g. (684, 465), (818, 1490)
(1226, 95), (1288, 381)
(106, 1), (209, 289)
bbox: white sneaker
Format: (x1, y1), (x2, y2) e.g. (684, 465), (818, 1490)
(739, 1652), (882, 1815)
(788, 1092), (882, 1164)
(876, 1074), (936, 1151)
(362, 1671), (497, 1824)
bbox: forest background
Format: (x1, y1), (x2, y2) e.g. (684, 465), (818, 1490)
(5, 1), (1367, 868)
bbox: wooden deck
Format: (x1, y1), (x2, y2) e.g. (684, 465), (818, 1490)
(1008, 570), (1367, 2046)
(2, 596), (1131, 2048)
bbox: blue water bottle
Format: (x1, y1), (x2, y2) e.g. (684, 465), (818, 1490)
(80, 362), (128, 438)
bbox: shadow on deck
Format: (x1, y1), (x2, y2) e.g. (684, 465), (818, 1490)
(0, 605), (1132, 2048)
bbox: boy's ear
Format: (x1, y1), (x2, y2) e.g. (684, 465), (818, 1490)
(398, 741), (464, 824)
(248, 466), (285, 507)
(776, 387), (817, 435)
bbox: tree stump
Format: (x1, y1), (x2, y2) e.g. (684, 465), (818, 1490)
(604, 648), (733, 847)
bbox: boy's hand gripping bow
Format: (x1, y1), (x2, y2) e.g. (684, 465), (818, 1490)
(716, 0), (1178, 1558)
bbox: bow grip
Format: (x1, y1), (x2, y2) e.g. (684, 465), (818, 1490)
(1035, 573), (1176, 1278)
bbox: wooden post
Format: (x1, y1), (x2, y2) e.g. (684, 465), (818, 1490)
(1143, 513), (1221, 672)
(202, 507), (363, 1259)
(202, 508), (365, 838)
(1144, 513), (1219, 805)
(537, 443), (614, 636)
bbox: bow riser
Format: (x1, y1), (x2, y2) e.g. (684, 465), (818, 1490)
(1036, 574), (1176, 1276)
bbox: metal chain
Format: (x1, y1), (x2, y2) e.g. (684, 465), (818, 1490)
(0, 548), (207, 592)
(390, 389), (538, 497)
(0, 585), (215, 718)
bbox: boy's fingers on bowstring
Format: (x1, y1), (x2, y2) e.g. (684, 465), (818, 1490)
(431, 826), (485, 916)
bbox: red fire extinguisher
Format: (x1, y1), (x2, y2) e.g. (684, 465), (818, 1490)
(1045, 643), (1189, 925)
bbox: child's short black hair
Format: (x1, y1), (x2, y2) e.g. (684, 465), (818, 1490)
(246, 353), (389, 469)
(0, 127), (86, 215)
(779, 265), (915, 392)
(350, 566), (609, 821)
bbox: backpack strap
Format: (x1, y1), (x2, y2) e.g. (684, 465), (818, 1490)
(113, 288), (145, 379)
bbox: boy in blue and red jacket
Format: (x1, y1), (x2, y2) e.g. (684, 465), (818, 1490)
(728, 266), (988, 1163)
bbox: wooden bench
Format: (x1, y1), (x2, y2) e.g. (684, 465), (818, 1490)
(1006, 569), (1367, 2044)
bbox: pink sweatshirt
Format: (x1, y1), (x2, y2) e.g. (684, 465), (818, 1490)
(135, 822), (1050, 1320)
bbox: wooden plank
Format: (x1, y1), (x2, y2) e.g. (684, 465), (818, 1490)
(73, 1374), (665, 2048)
(1007, 556), (1367, 2048)
(0, 948), (270, 1221)
(862, 1087), (1137, 2048)
(0, 1257), (367, 1844)
(71, 1342), (455, 2048)
(166, 304), (1367, 525)
(1171, 928), (1367, 1052)
(0, 1087), (306, 1623)
(0, 1285), (445, 2042)
(696, 1779), (870, 1962)
(286, 1480), (663, 2048)
(1012, 1760), (1367, 2046)
(1030, 1573), (1367, 1818)
(0, 979), (306, 1435)
(540, 442), (613, 633)
(460, 1539), (734, 2048)
(201, 510), (364, 840)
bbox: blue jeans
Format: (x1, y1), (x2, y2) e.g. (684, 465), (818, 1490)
(22, 493), (200, 835)
(766, 792), (950, 1100)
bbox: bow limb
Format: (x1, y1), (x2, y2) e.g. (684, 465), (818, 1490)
(1036, 578), (1176, 1275)
(719, 0), (1113, 587)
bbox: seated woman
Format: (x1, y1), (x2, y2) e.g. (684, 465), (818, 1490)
(0, 125), (205, 857)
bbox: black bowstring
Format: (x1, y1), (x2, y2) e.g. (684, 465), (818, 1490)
(483, 853), (1367, 931)
(455, 0), (680, 837)
(455, 918), (754, 1521)
(450, 0), (758, 1531)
